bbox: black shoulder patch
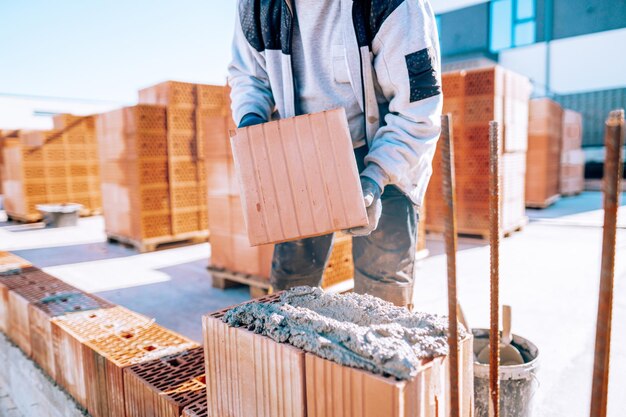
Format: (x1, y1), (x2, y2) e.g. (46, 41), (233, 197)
(405, 47), (441, 102)
(353, 0), (405, 49)
(370, 0), (405, 40)
(239, 0), (292, 53)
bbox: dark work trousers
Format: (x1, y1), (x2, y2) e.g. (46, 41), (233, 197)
(270, 146), (419, 306)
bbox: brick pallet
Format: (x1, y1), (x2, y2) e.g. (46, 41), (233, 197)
(124, 347), (206, 417)
(209, 232), (355, 297)
(426, 66), (530, 238)
(52, 306), (198, 417)
(203, 296), (474, 417)
(203, 99), (277, 291)
(560, 109), (585, 196)
(1, 115), (102, 222)
(97, 82), (219, 252)
(526, 98), (563, 208)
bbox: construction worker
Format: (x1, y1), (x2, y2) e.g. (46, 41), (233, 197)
(228, 0), (442, 308)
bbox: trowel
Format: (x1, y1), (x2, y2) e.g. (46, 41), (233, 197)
(477, 305), (524, 366)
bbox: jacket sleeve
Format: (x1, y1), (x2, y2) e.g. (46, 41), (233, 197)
(227, 1), (275, 125)
(360, 0), (442, 205)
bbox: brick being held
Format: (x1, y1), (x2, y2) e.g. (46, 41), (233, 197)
(230, 108), (368, 246)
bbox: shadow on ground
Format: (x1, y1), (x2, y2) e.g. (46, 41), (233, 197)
(13, 241), (136, 267)
(95, 259), (251, 342)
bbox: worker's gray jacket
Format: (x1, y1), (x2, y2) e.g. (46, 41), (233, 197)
(229, 0), (442, 206)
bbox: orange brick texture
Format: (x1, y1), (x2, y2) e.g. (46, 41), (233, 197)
(560, 109), (585, 196)
(1, 115), (101, 221)
(425, 66), (531, 236)
(231, 108), (368, 246)
(203, 297), (473, 417)
(526, 98), (564, 206)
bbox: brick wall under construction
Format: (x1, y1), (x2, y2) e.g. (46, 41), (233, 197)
(1, 115), (102, 222)
(425, 66), (531, 237)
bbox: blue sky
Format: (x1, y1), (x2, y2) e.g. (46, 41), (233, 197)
(0, 1), (237, 104)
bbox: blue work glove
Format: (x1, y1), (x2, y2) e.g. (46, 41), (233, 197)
(347, 176), (382, 236)
(238, 113), (266, 128)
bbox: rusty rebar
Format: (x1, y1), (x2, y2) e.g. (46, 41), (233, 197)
(441, 114), (460, 417)
(590, 109), (624, 417)
(489, 120), (501, 417)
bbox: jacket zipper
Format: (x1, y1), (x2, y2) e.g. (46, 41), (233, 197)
(353, 1), (369, 149)
(285, 0), (298, 116)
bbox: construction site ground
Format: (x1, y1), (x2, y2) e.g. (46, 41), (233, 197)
(0, 190), (624, 417)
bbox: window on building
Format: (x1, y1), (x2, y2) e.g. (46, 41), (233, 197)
(490, 0), (536, 52)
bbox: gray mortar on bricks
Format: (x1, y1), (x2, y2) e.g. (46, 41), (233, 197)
(223, 286), (465, 380)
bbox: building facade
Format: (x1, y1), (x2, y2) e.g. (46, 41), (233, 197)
(436, 0), (626, 147)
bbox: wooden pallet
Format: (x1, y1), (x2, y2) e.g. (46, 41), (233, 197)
(107, 230), (208, 253)
(208, 266), (270, 298)
(208, 266), (356, 298)
(526, 194), (560, 209)
(426, 217), (528, 240)
(6, 211), (42, 223)
(561, 190), (582, 197)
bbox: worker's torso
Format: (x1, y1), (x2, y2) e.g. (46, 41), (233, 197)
(291, 0), (366, 147)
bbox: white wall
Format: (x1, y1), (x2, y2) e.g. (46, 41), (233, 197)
(432, 0), (488, 14)
(499, 43), (548, 96)
(550, 28), (626, 94)
(497, 28), (626, 96)
(0, 95), (124, 130)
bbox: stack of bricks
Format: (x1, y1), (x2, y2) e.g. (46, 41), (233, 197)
(202, 87), (276, 280)
(560, 109), (585, 196)
(1, 115), (101, 222)
(209, 107), (361, 292)
(0, 130), (20, 194)
(526, 98), (564, 208)
(97, 104), (173, 243)
(203, 296), (474, 417)
(96, 81), (224, 251)
(425, 66), (531, 237)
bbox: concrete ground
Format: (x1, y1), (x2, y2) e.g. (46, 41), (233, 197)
(1, 191), (624, 417)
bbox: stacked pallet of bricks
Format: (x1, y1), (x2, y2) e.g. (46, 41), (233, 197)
(138, 81), (216, 236)
(526, 98), (563, 208)
(203, 296), (474, 417)
(1, 115), (102, 222)
(201, 90), (275, 289)
(0, 251), (203, 417)
(96, 81), (217, 252)
(425, 66), (531, 237)
(0, 130), (20, 194)
(205, 103), (356, 294)
(560, 109), (585, 196)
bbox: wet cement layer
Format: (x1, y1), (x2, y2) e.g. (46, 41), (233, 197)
(223, 286), (464, 380)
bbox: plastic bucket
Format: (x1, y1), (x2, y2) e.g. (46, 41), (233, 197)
(473, 329), (539, 417)
(36, 203), (83, 228)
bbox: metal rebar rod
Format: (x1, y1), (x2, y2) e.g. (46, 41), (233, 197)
(590, 109), (624, 417)
(441, 114), (460, 417)
(489, 121), (501, 417)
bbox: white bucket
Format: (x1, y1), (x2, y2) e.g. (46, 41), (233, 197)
(472, 329), (540, 417)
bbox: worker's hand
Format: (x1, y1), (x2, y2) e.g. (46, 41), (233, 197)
(347, 176), (382, 236)
(238, 113), (266, 128)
